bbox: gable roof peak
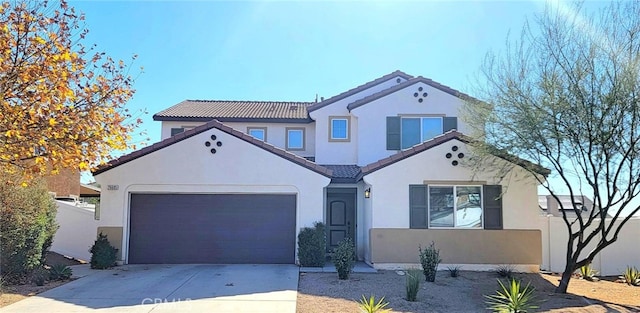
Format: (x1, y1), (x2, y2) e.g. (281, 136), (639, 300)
(307, 70), (413, 112)
(347, 76), (480, 111)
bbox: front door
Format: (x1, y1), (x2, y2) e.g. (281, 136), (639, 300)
(326, 188), (356, 253)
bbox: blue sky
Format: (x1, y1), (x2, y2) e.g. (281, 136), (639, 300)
(71, 0), (543, 144)
(72, 0), (631, 212)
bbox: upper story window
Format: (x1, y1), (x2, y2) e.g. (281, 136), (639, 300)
(329, 116), (350, 142)
(401, 117), (443, 149)
(171, 128), (184, 136)
(286, 127), (305, 150)
(247, 127), (267, 141)
(170, 126), (195, 137)
(386, 116), (457, 151)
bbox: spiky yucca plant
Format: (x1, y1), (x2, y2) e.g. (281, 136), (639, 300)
(357, 295), (390, 313)
(485, 278), (538, 313)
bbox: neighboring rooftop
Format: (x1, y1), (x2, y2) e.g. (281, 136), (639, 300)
(153, 100), (314, 122)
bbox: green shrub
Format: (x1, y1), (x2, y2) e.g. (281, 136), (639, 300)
(0, 176), (58, 282)
(419, 241), (441, 282)
(31, 267), (48, 286)
(297, 222), (326, 267)
(405, 269), (421, 301)
(332, 237), (355, 280)
(496, 264), (515, 279)
(485, 278), (538, 313)
(447, 265), (461, 277)
(49, 264), (72, 280)
(623, 266), (640, 286)
(89, 232), (118, 269)
(357, 295), (390, 313)
(579, 263), (598, 281)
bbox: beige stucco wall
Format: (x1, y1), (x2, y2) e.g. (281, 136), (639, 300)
(94, 126), (331, 264)
(363, 139), (541, 231)
(351, 81), (469, 166)
(97, 226), (123, 261)
(370, 228), (541, 269)
(160, 121), (316, 159)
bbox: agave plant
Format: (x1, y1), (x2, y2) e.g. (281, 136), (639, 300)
(357, 294), (391, 313)
(485, 278), (538, 313)
(579, 263), (598, 281)
(623, 266), (640, 286)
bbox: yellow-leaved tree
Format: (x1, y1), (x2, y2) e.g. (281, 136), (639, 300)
(0, 0), (144, 177)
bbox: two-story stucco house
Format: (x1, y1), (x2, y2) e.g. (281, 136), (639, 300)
(93, 70), (544, 270)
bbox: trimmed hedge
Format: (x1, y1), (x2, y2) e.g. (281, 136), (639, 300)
(297, 221), (326, 267)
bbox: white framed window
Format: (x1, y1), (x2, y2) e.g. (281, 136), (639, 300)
(401, 117), (443, 149)
(329, 116), (350, 142)
(247, 127), (267, 141)
(429, 185), (482, 228)
(286, 127), (305, 150)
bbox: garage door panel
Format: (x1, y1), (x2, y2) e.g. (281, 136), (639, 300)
(129, 194), (296, 264)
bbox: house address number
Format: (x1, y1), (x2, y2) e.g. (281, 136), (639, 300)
(107, 185), (119, 191)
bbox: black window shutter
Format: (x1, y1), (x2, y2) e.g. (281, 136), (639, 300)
(483, 185), (503, 230)
(171, 128), (184, 136)
(410, 185), (428, 229)
(386, 116), (401, 150)
(443, 117), (458, 133)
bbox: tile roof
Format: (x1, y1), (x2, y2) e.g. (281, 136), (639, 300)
(347, 76), (481, 111)
(321, 164), (362, 183)
(307, 70), (413, 112)
(93, 120), (333, 177)
(153, 100), (314, 122)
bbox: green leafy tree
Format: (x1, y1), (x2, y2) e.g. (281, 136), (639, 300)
(466, 2), (640, 293)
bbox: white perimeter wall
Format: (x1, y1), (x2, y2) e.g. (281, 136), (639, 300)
(51, 201), (99, 261)
(539, 216), (640, 276)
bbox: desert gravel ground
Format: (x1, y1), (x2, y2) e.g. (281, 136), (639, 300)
(297, 270), (640, 313)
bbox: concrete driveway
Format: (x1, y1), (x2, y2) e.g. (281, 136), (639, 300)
(1, 264), (299, 313)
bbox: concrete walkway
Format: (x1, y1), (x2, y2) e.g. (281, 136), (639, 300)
(1, 264), (299, 313)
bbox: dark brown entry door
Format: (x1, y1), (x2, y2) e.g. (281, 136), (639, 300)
(326, 189), (356, 253)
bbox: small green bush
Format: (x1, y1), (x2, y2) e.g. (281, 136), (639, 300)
(332, 237), (355, 280)
(419, 241), (441, 282)
(89, 232), (118, 269)
(447, 265), (461, 277)
(405, 269), (421, 301)
(485, 278), (538, 313)
(297, 222), (326, 267)
(357, 295), (390, 313)
(496, 264), (515, 279)
(0, 176), (58, 282)
(623, 266), (640, 286)
(49, 264), (72, 280)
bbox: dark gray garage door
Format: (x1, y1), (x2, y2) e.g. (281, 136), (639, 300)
(128, 194), (296, 264)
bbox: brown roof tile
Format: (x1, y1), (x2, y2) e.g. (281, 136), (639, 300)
(307, 70), (413, 112)
(93, 120), (333, 178)
(153, 100), (314, 122)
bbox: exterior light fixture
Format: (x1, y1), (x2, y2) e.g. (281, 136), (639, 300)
(364, 188), (371, 198)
